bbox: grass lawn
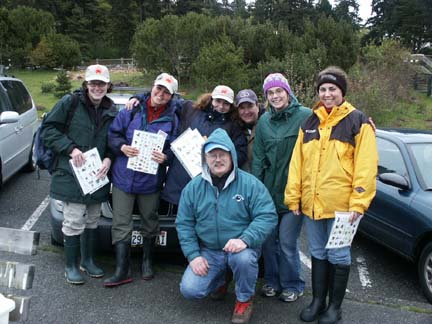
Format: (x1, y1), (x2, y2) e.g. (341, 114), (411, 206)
(376, 92), (432, 129)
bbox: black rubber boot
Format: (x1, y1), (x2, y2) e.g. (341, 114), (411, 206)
(64, 235), (85, 284)
(80, 228), (104, 278)
(103, 239), (133, 287)
(318, 263), (350, 324)
(300, 258), (329, 322)
(141, 237), (155, 280)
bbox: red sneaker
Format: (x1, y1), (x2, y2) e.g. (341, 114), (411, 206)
(231, 299), (253, 324)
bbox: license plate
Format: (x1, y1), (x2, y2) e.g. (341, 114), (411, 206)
(156, 231), (167, 246)
(131, 230), (143, 247)
(131, 230), (167, 247)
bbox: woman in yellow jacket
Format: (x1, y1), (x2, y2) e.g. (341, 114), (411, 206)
(284, 66), (378, 324)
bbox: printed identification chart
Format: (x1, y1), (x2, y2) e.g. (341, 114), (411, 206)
(127, 130), (167, 174)
(69, 147), (109, 195)
(325, 211), (363, 249)
(171, 128), (205, 178)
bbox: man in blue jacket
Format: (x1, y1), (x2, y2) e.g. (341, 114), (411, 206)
(176, 128), (277, 324)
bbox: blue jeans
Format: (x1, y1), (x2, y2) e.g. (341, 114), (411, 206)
(304, 216), (351, 265)
(279, 212), (305, 293)
(262, 212), (305, 293)
(180, 247), (260, 302)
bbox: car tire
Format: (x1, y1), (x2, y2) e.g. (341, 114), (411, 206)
(51, 233), (63, 247)
(418, 241), (432, 303)
(23, 138), (36, 172)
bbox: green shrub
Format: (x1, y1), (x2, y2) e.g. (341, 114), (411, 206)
(191, 36), (248, 91)
(40, 81), (56, 94)
(348, 40), (414, 125)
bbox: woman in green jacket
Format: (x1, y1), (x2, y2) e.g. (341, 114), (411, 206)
(42, 65), (117, 284)
(251, 73), (311, 302)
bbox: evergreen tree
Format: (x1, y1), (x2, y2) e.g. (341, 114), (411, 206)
(55, 69), (72, 98)
(365, 0), (431, 52)
(333, 0), (361, 28)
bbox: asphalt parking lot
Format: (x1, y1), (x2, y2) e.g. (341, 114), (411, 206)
(1, 170), (432, 323)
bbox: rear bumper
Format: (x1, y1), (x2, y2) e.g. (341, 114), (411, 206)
(49, 199), (180, 253)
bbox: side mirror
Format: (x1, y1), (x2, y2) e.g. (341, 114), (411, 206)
(378, 172), (410, 190)
(0, 111), (19, 124)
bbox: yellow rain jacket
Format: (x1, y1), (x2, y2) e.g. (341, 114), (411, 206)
(284, 101), (378, 220)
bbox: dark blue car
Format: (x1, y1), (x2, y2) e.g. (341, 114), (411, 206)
(360, 128), (432, 303)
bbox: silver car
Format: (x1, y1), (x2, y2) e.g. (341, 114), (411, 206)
(0, 75), (38, 187)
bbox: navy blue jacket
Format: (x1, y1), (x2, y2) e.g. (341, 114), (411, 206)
(161, 100), (248, 204)
(108, 93), (180, 194)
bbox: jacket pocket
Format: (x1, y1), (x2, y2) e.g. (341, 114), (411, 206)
(334, 141), (354, 177)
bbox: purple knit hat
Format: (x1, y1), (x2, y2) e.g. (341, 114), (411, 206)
(263, 73), (292, 96)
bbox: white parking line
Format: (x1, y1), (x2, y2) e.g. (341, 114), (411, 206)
(21, 195), (50, 231)
(300, 250), (311, 269)
(356, 256), (372, 288)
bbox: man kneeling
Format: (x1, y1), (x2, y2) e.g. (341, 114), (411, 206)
(176, 128), (277, 324)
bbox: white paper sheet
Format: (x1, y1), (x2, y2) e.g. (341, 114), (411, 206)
(170, 128), (205, 178)
(126, 129), (167, 174)
(69, 147), (109, 195)
(325, 211), (363, 249)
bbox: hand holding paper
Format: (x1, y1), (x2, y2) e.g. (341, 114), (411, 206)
(325, 211), (363, 249)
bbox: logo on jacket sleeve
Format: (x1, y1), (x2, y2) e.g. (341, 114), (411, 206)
(232, 194), (245, 202)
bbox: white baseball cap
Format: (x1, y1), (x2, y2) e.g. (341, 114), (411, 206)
(211, 85), (234, 104)
(85, 64), (110, 83)
(154, 73), (178, 94)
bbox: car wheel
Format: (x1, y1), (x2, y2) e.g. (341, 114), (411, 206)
(23, 138), (36, 172)
(51, 234), (63, 247)
(418, 241), (432, 303)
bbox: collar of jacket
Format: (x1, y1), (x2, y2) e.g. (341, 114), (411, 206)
(206, 104), (231, 122)
(78, 88), (113, 110)
(313, 100), (355, 125)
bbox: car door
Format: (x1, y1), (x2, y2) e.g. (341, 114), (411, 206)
(361, 136), (418, 258)
(0, 80), (37, 180)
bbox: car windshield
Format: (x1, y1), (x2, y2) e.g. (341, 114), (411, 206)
(409, 143), (432, 190)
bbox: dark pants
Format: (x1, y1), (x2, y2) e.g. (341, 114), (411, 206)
(111, 186), (160, 244)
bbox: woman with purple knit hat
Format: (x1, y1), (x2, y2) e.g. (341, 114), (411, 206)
(251, 72), (311, 302)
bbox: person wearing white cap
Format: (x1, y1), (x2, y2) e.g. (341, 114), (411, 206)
(160, 85), (248, 207)
(41, 64), (117, 285)
(104, 72), (182, 287)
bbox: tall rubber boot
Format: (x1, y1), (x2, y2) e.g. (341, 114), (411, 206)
(318, 264), (350, 324)
(80, 228), (104, 278)
(141, 237), (154, 280)
(64, 235), (85, 284)
(103, 239), (133, 287)
(300, 258), (330, 322)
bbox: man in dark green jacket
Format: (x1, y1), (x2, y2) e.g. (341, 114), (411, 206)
(42, 64), (117, 284)
(252, 73), (311, 302)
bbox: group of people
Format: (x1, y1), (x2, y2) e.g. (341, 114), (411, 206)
(41, 63), (378, 324)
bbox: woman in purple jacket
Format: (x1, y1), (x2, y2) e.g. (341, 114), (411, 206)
(104, 73), (181, 287)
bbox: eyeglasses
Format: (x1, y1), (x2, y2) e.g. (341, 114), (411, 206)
(88, 81), (108, 88)
(205, 151), (230, 160)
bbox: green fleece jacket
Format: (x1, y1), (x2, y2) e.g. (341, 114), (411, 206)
(251, 94), (311, 213)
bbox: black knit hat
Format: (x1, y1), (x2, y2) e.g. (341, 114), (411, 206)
(316, 72), (347, 97)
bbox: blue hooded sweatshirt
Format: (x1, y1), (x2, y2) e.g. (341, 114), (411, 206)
(176, 128), (277, 262)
